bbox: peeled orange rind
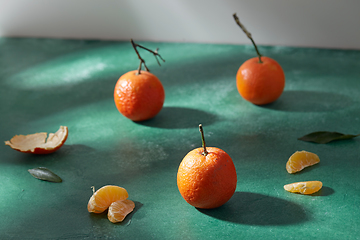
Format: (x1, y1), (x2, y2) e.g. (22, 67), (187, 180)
(284, 181), (323, 195)
(286, 150), (320, 174)
(5, 126), (68, 154)
(108, 199), (135, 223)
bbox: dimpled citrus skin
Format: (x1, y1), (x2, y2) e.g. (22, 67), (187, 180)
(114, 70), (165, 122)
(236, 56), (285, 105)
(177, 147), (237, 209)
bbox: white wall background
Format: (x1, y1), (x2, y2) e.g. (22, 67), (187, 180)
(1, 0), (360, 49)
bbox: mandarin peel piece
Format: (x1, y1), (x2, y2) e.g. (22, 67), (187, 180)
(5, 126), (68, 154)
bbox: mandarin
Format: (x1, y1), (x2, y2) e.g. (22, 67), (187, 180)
(114, 70), (165, 121)
(114, 39), (165, 122)
(177, 124), (237, 209)
(286, 150), (320, 174)
(284, 181), (323, 195)
(236, 56), (285, 105)
(233, 13), (285, 105)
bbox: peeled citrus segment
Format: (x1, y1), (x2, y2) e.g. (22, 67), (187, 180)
(286, 150), (320, 174)
(108, 199), (135, 223)
(87, 185), (129, 213)
(284, 181), (323, 195)
(5, 126), (68, 154)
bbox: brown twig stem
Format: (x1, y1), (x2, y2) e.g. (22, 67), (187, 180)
(130, 39), (165, 74)
(233, 13), (263, 63)
(199, 124), (208, 156)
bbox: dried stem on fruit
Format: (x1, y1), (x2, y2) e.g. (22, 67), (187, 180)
(233, 13), (263, 63)
(130, 39), (165, 74)
(199, 124), (208, 156)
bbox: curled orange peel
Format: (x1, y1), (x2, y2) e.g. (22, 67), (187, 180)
(5, 126), (68, 154)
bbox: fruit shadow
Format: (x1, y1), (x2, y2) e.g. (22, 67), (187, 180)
(262, 90), (354, 112)
(136, 107), (218, 129)
(197, 192), (310, 225)
(116, 201), (143, 226)
(312, 186), (335, 197)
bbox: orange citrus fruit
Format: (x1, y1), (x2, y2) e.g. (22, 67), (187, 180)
(284, 181), (323, 195)
(114, 70), (165, 122)
(177, 125), (237, 209)
(5, 126), (68, 154)
(286, 150), (320, 174)
(108, 199), (135, 223)
(87, 185), (129, 213)
(236, 56), (285, 105)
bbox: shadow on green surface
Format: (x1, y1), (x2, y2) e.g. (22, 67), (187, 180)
(137, 107), (218, 129)
(2, 144), (94, 165)
(311, 186), (335, 197)
(198, 192), (310, 225)
(264, 90), (354, 112)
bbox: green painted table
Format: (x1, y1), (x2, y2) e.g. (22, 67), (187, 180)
(1, 38), (359, 239)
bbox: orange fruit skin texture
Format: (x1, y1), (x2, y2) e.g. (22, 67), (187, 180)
(108, 199), (135, 223)
(177, 147), (237, 209)
(286, 150), (320, 174)
(284, 181), (323, 195)
(114, 70), (165, 122)
(87, 185), (129, 214)
(236, 56), (285, 105)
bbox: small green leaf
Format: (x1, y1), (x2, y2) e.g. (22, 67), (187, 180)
(28, 167), (62, 183)
(298, 131), (360, 144)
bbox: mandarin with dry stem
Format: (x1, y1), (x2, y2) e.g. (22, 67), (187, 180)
(88, 185), (129, 213)
(5, 126), (68, 154)
(114, 39), (165, 122)
(284, 181), (323, 195)
(108, 199), (135, 223)
(177, 124), (237, 209)
(286, 150), (320, 174)
(233, 13), (285, 105)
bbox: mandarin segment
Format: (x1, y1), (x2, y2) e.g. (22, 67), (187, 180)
(108, 199), (135, 223)
(284, 181), (323, 195)
(87, 185), (129, 213)
(286, 150), (320, 174)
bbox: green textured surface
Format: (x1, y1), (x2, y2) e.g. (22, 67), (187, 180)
(1, 38), (360, 239)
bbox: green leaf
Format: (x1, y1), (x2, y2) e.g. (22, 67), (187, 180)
(298, 131), (360, 144)
(28, 167), (62, 183)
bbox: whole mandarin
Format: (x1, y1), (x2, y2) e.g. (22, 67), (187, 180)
(177, 125), (237, 209)
(236, 56), (285, 105)
(114, 70), (165, 122)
